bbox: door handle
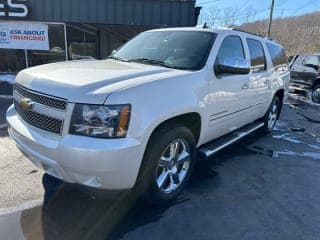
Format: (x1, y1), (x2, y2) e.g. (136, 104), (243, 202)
(241, 83), (250, 89)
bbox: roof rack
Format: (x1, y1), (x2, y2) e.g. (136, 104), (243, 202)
(231, 28), (265, 38)
(233, 28), (278, 42)
(203, 22), (209, 29)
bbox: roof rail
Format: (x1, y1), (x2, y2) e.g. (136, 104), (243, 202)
(231, 28), (266, 39)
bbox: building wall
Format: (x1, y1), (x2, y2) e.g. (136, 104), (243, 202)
(28, 0), (197, 27)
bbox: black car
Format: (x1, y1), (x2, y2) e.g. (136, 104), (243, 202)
(289, 54), (320, 104)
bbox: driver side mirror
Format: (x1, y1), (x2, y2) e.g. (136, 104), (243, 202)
(216, 57), (250, 75)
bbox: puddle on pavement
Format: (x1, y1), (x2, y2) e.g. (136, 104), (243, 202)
(290, 127), (306, 132)
(248, 145), (320, 161)
(248, 145), (274, 157)
(273, 133), (302, 143)
(0, 158), (220, 240)
(273, 150), (320, 160)
(0, 182), (142, 240)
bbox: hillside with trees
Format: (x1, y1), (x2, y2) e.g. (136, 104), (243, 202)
(239, 11), (320, 55)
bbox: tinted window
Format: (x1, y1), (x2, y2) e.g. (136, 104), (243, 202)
(113, 31), (216, 70)
(247, 38), (266, 72)
(292, 55), (306, 67)
(266, 43), (288, 68)
(216, 35), (245, 65)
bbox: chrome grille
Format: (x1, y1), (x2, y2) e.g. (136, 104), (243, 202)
(14, 84), (67, 110)
(14, 100), (63, 135)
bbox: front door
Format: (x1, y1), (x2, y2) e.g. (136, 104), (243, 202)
(301, 55), (320, 85)
(206, 35), (251, 141)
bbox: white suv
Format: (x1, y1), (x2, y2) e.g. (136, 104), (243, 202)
(6, 27), (289, 204)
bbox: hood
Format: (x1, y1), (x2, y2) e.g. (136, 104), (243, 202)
(16, 60), (175, 104)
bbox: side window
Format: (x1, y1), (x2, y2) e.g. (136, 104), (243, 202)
(215, 35), (245, 74)
(266, 43), (288, 68)
(304, 56), (320, 66)
(247, 38), (266, 73)
(217, 35), (245, 62)
(293, 55), (306, 68)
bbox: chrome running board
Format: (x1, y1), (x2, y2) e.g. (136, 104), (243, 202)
(198, 122), (264, 158)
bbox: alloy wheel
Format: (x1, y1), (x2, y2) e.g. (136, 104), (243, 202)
(267, 100), (279, 130)
(156, 139), (191, 194)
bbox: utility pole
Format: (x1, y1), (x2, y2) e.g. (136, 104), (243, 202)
(267, 0), (275, 38)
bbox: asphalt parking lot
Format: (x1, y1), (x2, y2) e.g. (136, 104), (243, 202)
(0, 88), (320, 240)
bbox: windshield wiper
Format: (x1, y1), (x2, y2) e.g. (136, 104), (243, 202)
(107, 56), (128, 62)
(128, 58), (175, 69)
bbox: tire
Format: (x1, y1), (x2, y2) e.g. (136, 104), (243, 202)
(312, 84), (320, 104)
(260, 96), (281, 134)
(138, 123), (196, 206)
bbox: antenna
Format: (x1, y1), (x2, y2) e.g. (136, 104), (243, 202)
(203, 22), (209, 29)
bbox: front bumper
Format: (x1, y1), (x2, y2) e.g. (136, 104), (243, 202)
(6, 105), (144, 190)
(288, 82), (312, 96)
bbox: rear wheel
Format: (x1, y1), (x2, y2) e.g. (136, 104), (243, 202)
(261, 96), (281, 133)
(312, 84), (320, 104)
(138, 124), (196, 205)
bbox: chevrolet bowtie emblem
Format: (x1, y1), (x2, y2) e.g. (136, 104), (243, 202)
(20, 98), (34, 111)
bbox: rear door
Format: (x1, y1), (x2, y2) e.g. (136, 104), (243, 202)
(291, 55), (307, 83)
(245, 38), (270, 119)
(265, 43), (289, 95)
(290, 55), (315, 93)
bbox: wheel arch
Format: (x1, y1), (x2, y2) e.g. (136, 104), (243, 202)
(135, 112), (202, 194)
(312, 77), (320, 89)
(147, 112), (202, 146)
(274, 88), (285, 119)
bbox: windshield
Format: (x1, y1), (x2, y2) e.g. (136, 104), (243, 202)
(111, 31), (216, 70)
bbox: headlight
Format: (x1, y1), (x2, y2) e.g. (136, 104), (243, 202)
(70, 104), (131, 138)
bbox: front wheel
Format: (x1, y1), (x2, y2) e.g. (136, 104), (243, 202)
(312, 84), (320, 104)
(138, 124), (196, 205)
(261, 96), (281, 134)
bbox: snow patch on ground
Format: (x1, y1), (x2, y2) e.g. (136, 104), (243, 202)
(273, 133), (302, 143)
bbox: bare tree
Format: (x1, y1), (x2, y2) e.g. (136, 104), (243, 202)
(242, 6), (257, 23)
(203, 6), (221, 27)
(220, 7), (239, 27)
(240, 11), (320, 55)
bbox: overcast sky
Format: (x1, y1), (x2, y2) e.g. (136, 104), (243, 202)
(196, 0), (320, 24)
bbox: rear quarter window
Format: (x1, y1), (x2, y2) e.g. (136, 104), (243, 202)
(266, 43), (288, 69)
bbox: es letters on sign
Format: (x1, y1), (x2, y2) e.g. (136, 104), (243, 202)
(0, 0), (29, 17)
